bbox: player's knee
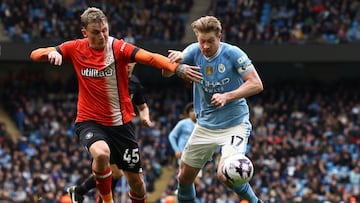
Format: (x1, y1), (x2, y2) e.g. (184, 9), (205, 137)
(93, 152), (110, 163)
(90, 142), (111, 161)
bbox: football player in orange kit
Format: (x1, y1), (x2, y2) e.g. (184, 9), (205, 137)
(30, 7), (202, 203)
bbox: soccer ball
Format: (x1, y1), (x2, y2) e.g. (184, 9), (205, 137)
(222, 154), (254, 185)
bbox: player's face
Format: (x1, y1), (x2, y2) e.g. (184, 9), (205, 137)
(82, 22), (109, 50)
(197, 31), (221, 58)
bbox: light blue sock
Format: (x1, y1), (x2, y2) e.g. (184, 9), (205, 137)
(231, 183), (258, 203)
(177, 183), (196, 203)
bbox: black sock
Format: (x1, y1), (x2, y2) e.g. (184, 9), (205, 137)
(77, 174), (96, 195)
(111, 178), (118, 192)
(77, 174), (118, 196)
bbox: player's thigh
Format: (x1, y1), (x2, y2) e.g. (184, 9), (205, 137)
(182, 125), (218, 169)
(107, 122), (143, 173)
(75, 121), (109, 153)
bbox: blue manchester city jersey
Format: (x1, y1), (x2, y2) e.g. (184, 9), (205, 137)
(182, 42), (253, 129)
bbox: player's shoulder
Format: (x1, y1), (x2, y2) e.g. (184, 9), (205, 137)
(62, 38), (87, 47)
(112, 37), (138, 53)
(60, 38), (89, 54)
(221, 42), (247, 60)
(180, 117), (193, 124)
(221, 42), (244, 54)
(184, 42), (200, 52)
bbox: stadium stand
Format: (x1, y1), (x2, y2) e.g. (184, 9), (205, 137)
(206, 0), (360, 44)
(1, 0), (359, 44)
(0, 0), (193, 44)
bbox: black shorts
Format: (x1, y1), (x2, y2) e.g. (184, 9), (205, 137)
(75, 121), (142, 173)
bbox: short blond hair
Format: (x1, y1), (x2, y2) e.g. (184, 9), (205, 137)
(80, 7), (107, 28)
(191, 16), (222, 36)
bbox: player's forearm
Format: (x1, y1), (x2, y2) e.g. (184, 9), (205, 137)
(168, 136), (179, 152)
(137, 103), (150, 119)
(30, 47), (56, 62)
(135, 49), (178, 72)
(225, 79), (263, 101)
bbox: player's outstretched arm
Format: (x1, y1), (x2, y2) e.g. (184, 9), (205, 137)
(134, 49), (203, 83)
(175, 64), (202, 82)
(162, 65), (202, 83)
(162, 69), (175, 77)
(30, 47), (63, 66)
(134, 48), (178, 72)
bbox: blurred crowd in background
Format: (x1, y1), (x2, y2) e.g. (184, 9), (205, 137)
(0, 0), (193, 44)
(0, 0), (359, 44)
(207, 0), (360, 44)
(0, 70), (359, 203)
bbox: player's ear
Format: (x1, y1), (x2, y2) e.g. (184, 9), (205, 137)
(81, 28), (87, 38)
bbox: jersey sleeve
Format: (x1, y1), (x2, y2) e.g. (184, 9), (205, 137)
(182, 43), (198, 65)
(230, 45), (254, 76)
(57, 40), (78, 61)
(30, 47), (56, 62)
(134, 49), (178, 72)
(168, 123), (181, 151)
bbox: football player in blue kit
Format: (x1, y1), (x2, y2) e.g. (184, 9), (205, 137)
(163, 16), (264, 203)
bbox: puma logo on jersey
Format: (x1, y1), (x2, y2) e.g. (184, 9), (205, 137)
(81, 67), (113, 77)
(85, 132), (93, 139)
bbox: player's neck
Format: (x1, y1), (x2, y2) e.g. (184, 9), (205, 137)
(204, 46), (221, 61)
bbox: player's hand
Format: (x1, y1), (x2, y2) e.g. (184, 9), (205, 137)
(175, 151), (182, 159)
(211, 93), (227, 108)
(168, 50), (183, 63)
(176, 64), (203, 83)
(141, 118), (154, 128)
(48, 50), (62, 66)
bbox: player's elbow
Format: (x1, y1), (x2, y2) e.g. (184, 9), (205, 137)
(249, 78), (263, 95)
(255, 80), (264, 93)
(30, 50), (37, 61)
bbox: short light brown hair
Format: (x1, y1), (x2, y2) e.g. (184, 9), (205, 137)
(191, 16), (222, 36)
(80, 7), (107, 28)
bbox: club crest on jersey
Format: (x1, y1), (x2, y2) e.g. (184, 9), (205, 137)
(218, 64), (225, 73)
(205, 66), (214, 76)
